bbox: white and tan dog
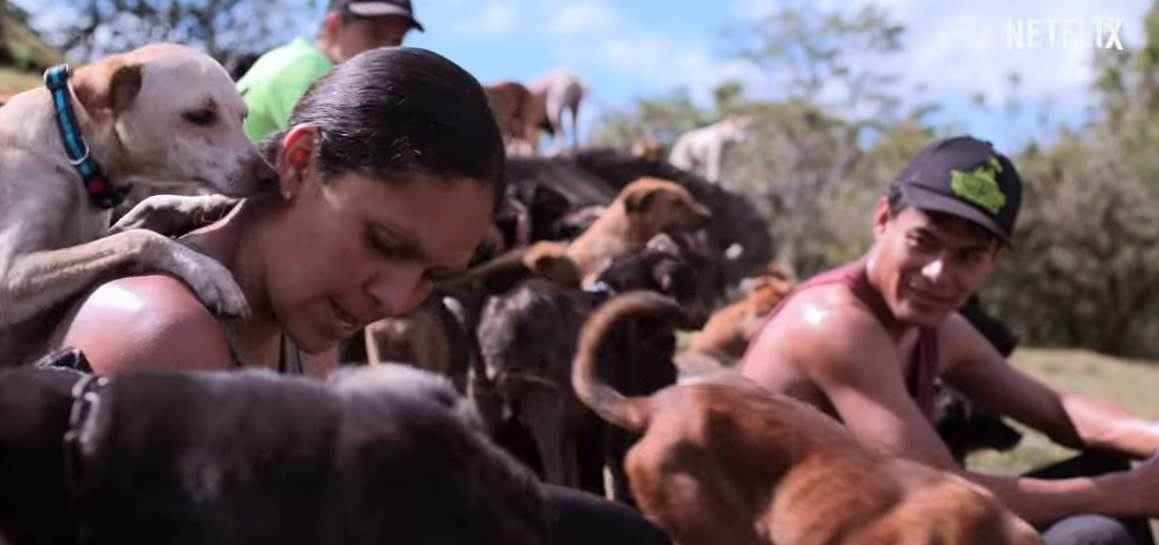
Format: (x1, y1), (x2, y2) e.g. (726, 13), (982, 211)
(0, 43), (270, 363)
(668, 115), (754, 183)
(528, 69), (587, 154)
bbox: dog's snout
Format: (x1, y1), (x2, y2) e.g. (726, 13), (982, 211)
(223, 150), (277, 197)
(694, 204), (713, 223)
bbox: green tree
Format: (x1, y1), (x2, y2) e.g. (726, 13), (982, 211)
(34, 0), (312, 64)
(981, 0), (1159, 357)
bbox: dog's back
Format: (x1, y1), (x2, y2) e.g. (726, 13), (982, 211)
(572, 292), (1043, 545)
(0, 365), (550, 545)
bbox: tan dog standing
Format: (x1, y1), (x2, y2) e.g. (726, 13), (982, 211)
(565, 177), (711, 285)
(483, 80), (537, 156)
(0, 43), (270, 364)
(573, 291), (1043, 545)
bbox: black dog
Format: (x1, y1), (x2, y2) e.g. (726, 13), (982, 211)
(0, 355), (549, 545)
(934, 295), (1024, 464)
(477, 233), (721, 503)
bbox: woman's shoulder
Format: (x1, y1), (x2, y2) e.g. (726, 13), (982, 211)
(60, 274), (235, 374)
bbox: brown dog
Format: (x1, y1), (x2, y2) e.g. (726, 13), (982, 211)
(684, 264), (794, 366)
(572, 291), (1043, 545)
(566, 177), (711, 284)
(484, 80), (537, 156)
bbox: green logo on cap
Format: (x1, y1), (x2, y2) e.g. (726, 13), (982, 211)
(950, 156), (1006, 214)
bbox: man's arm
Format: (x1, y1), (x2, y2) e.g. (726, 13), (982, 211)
(747, 301), (1159, 525)
(940, 312), (1159, 459)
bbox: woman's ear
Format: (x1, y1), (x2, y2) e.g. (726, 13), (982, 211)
(277, 124), (319, 201)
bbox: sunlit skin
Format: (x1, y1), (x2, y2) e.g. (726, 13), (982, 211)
(319, 13), (413, 63)
(58, 124), (494, 376)
(740, 194), (1159, 525)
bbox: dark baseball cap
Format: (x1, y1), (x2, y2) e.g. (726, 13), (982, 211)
(894, 136), (1023, 244)
(328, 0), (425, 31)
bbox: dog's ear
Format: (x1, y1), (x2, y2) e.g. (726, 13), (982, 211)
(72, 59), (143, 116)
(624, 186), (663, 214)
(523, 242), (582, 287)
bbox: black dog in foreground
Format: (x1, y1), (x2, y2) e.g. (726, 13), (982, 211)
(0, 352), (549, 545)
(935, 296), (1024, 464)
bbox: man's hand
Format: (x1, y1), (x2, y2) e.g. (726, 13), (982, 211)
(109, 194), (239, 237)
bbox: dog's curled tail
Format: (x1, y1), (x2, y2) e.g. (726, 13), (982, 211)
(572, 290), (690, 433)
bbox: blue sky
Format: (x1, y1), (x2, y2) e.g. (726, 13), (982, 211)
(19, 0), (1152, 151)
(404, 0), (1151, 151)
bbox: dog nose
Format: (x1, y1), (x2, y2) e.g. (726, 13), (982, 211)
(693, 204), (712, 225)
(246, 152), (278, 193)
(219, 150), (276, 198)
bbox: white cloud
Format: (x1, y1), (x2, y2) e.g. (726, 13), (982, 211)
(548, 2), (622, 35)
(728, 0), (1145, 122)
(731, 0), (913, 21)
(889, 3), (1145, 106)
(453, 1), (520, 36)
(596, 33), (765, 106)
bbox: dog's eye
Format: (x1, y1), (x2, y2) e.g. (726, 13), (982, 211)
(182, 109), (217, 126)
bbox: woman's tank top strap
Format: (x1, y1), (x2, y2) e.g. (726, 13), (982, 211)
(278, 335), (306, 376)
(220, 322), (305, 376)
(220, 322), (252, 369)
(750, 259), (938, 420)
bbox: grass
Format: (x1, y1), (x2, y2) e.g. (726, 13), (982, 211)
(1, 6), (66, 94)
(0, 66), (41, 94)
(1, 10), (66, 70)
(964, 347), (1159, 532)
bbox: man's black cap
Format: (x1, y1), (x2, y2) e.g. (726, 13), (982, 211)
(327, 0), (425, 31)
(894, 135), (1023, 243)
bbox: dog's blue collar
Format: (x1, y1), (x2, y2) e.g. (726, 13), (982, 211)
(44, 64), (122, 210)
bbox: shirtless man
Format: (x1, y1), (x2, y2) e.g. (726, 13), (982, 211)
(740, 136), (1159, 545)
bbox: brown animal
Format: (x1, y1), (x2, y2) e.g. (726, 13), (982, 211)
(566, 177), (711, 284)
(484, 80), (537, 156)
(684, 264), (794, 365)
(572, 291), (1044, 545)
(527, 69), (586, 153)
(364, 299), (466, 385)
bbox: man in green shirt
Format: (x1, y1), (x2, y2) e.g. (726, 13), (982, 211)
(237, 0), (424, 141)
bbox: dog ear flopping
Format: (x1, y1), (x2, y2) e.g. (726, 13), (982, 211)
(623, 186), (662, 214)
(523, 241), (582, 287)
(72, 58), (143, 116)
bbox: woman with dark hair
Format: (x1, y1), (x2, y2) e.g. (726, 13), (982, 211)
(43, 46), (673, 545)
(51, 46), (505, 377)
